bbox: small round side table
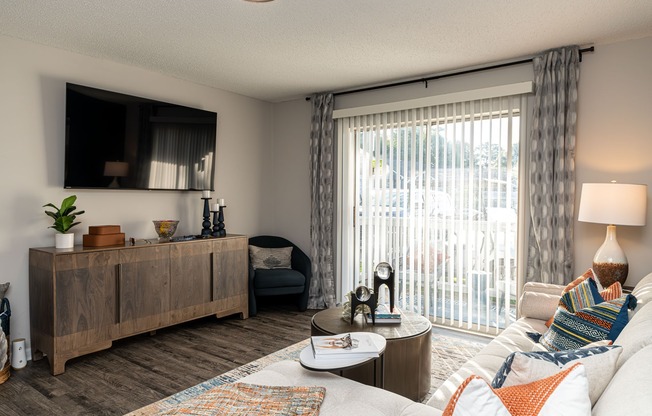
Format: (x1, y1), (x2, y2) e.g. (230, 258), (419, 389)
(311, 307), (431, 401)
(300, 332), (386, 388)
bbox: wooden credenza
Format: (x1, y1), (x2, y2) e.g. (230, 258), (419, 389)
(29, 234), (248, 375)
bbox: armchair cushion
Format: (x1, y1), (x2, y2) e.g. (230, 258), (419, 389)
(254, 269), (306, 292)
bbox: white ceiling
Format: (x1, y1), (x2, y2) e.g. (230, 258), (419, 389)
(2, 0), (652, 102)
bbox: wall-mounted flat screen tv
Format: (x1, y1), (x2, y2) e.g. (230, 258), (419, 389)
(64, 83), (217, 191)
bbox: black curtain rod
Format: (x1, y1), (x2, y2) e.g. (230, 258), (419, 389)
(305, 46), (594, 101)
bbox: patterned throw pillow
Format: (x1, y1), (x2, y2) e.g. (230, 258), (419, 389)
(249, 246), (292, 270)
(599, 281), (623, 301)
(558, 274), (603, 313)
(491, 346), (622, 406)
(563, 268), (623, 301)
(540, 294), (637, 352)
(563, 268), (597, 293)
(545, 269), (622, 327)
(444, 363), (591, 416)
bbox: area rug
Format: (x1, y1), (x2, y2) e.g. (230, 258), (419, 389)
(128, 331), (486, 415)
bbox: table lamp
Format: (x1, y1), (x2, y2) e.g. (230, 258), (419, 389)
(104, 161), (129, 188)
(578, 182), (647, 287)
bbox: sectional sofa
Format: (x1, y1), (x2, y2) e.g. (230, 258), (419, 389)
(241, 272), (652, 415)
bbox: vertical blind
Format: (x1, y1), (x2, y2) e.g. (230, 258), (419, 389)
(338, 89), (528, 334)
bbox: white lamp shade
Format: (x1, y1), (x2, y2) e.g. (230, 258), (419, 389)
(578, 183), (647, 226)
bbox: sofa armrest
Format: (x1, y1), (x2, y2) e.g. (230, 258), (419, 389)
(522, 281), (564, 296)
(519, 290), (561, 321)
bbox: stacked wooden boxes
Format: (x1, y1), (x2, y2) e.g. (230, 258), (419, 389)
(82, 225), (126, 247)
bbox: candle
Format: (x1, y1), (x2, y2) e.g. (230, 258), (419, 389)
(202, 190), (211, 199)
(218, 198), (225, 206)
(211, 203), (220, 212)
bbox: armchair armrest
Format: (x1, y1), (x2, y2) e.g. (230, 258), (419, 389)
(291, 248), (312, 281)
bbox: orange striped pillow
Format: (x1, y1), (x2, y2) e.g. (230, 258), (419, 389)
(563, 269), (622, 300)
(600, 281), (623, 301)
(564, 268), (596, 293)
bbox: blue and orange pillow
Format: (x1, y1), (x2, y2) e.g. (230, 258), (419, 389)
(545, 268), (623, 327)
(540, 294), (636, 351)
(535, 269), (636, 352)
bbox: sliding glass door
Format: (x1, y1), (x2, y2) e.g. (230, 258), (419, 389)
(339, 93), (527, 334)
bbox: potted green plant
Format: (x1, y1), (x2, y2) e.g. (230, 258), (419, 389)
(43, 195), (85, 249)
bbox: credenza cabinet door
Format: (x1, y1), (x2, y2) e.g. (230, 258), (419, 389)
(118, 245), (170, 335)
(54, 251), (120, 349)
(169, 241), (213, 321)
(213, 237), (248, 301)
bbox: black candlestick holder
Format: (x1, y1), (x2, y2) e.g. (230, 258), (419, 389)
(217, 206), (226, 237)
(211, 209), (220, 237)
(201, 198), (212, 236)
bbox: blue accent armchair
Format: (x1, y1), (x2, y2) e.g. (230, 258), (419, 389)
(248, 235), (312, 316)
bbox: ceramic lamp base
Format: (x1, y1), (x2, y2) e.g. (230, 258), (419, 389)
(593, 261), (628, 287)
(592, 225), (628, 287)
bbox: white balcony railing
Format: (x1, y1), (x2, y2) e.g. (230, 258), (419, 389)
(355, 215), (517, 333)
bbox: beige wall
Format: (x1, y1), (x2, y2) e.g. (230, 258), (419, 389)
(0, 35), (272, 353)
(268, 100), (312, 252)
(575, 36), (652, 285)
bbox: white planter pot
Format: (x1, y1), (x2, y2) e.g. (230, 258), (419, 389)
(55, 233), (75, 249)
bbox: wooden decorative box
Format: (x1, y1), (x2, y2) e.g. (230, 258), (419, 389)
(83, 225), (125, 247)
(82, 233), (126, 247)
(88, 225), (122, 235)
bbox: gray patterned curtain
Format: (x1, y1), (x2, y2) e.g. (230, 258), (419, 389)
(526, 46), (580, 284)
(308, 93), (337, 309)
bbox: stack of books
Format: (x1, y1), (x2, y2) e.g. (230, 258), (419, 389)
(310, 333), (380, 360)
(365, 304), (402, 324)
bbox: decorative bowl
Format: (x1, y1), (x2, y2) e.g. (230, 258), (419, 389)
(153, 220), (179, 239)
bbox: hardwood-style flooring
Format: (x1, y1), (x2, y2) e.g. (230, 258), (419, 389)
(0, 302), (316, 416)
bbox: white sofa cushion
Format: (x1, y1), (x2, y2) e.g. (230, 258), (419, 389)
(613, 301), (652, 369)
(592, 344), (652, 415)
(631, 272), (652, 315)
(239, 360), (441, 416)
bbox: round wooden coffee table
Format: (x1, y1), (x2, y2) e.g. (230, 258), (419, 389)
(311, 307), (431, 401)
